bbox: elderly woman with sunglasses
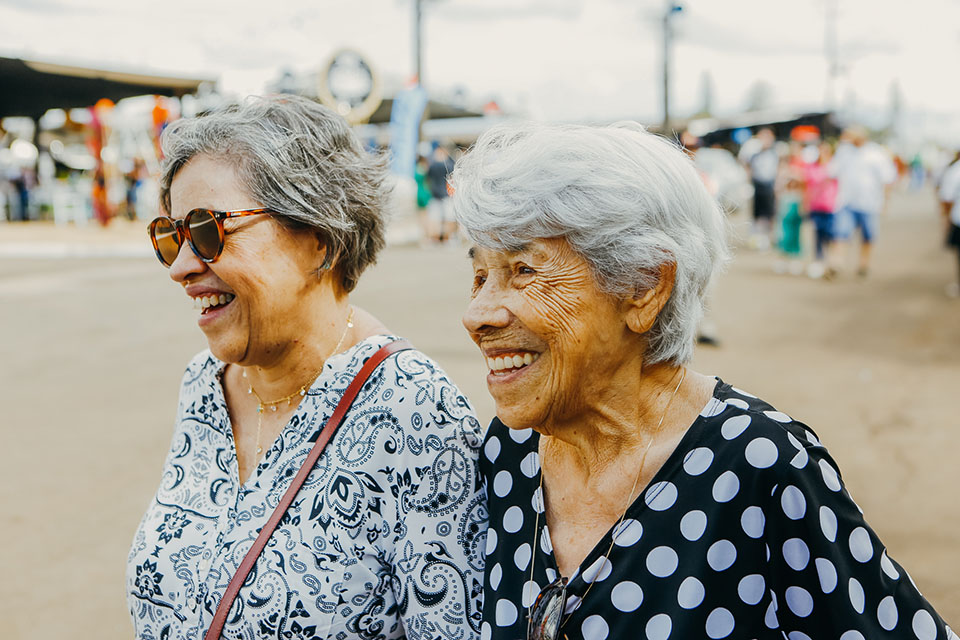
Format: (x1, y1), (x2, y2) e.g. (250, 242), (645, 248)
(453, 123), (954, 640)
(127, 95), (486, 639)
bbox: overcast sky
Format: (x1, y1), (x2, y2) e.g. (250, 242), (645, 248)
(2, 0), (959, 133)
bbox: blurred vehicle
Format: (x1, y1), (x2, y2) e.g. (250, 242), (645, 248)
(695, 147), (754, 213)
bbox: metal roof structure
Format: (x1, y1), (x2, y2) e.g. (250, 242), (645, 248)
(0, 56), (210, 119)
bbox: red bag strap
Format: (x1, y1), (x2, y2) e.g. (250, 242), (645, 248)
(205, 339), (412, 639)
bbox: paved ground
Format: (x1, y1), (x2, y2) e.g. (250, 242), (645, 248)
(1, 187), (958, 637)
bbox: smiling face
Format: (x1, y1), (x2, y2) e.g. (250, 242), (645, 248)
(463, 237), (643, 431)
(167, 154), (324, 366)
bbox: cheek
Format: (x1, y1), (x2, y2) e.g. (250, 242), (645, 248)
(225, 234), (271, 268)
(522, 281), (592, 345)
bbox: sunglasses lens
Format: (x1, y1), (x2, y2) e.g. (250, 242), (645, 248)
(151, 218), (181, 266)
(528, 581), (566, 640)
(187, 210), (222, 261)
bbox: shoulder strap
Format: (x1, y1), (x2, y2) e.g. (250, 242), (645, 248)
(205, 339), (413, 639)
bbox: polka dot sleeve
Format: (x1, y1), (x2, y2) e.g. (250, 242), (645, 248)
(765, 422), (953, 640)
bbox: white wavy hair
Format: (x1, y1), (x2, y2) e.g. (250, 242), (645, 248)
(451, 121), (729, 365)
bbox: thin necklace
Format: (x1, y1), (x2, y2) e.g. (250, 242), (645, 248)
(527, 366), (687, 626)
(243, 306), (355, 455)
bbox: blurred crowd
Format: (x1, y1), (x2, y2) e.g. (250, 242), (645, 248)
(684, 124), (960, 298)
(0, 96), (179, 227)
(414, 142), (461, 245)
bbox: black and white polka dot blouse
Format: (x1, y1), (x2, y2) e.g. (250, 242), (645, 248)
(478, 379), (955, 640)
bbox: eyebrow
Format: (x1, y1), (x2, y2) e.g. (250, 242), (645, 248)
(467, 243), (532, 262)
(506, 243), (531, 256)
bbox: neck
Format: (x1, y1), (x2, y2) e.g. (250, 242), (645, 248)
(539, 361), (686, 482)
(241, 296), (354, 404)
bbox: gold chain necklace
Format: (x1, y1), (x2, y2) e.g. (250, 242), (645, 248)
(243, 306), (355, 455)
(528, 366), (687, 626)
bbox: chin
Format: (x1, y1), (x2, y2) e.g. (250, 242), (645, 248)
(492, 401), (542, 431)
(205, 337), (246, 365)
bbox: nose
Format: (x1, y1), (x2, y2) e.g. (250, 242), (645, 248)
(462, 279), (513, 338)
(168, 241), (206, 284)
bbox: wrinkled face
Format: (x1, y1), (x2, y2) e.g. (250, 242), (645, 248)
(462, 238), (634, 430)
(167, 154), (322, 366)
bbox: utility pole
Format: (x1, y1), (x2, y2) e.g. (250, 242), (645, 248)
(661, 2), (683, 133)
(414, 0), (423, 87)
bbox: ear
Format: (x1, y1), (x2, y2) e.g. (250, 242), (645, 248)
(623, 261), (676, 335)
(315, 234), (334, 271)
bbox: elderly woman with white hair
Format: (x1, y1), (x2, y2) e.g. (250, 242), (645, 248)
(453, 123), (954, 640)
(127, 95), (486, 639)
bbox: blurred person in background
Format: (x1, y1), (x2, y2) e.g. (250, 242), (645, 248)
(740, 127), (779, 250)
(909, 152), (926, 191)
(454, 121), (954, 640)
(802, 141), (839, 279)
(414, 154), (432, 243)
(128, 95), (486, 639)
(938, 149), (960, 298)
(829, 126), (897, 278)
(123, 158), (146, 221)
(12, 168), (32, 221)
(773, 141), (806, 276)
(681, 129), (721, 346)
(426, 144), (457, 244)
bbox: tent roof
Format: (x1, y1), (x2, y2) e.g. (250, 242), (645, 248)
(0, 56), (210, 119)
(366, 97), (482, 124)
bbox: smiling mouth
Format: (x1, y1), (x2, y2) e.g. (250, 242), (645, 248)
(191, 293), (235, 314)
(486, 351), (540, 374)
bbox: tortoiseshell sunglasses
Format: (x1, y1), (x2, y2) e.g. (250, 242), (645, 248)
(147, 208), (274, 267)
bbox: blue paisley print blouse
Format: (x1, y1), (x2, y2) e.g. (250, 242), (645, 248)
(127, 335), (488, 639)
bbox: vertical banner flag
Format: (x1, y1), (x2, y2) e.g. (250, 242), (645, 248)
(389, 86), (429, 177)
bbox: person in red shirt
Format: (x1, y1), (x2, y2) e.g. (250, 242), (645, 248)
(802, 142), (840, 279)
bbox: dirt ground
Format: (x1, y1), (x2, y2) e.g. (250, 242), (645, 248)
(1, 186), (957, 637)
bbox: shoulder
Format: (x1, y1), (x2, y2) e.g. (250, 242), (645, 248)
(941, 162), (960, 196)
(353, 336), (484, 453)
(697, 381), (838, 493)
(180, 349), (221, 387)
(174, 349), (223, 415)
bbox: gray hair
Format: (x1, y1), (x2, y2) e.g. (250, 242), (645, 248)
(451, 121), (729, 365)
(159, 94), (389, 292)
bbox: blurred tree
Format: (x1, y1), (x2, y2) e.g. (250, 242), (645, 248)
(694, 70), (714, 118)
(886, 79), (903, 135)
(743, 80), (774, 112)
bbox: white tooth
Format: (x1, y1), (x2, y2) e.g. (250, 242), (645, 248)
(203, 296), (212, 308)
(486, 357), (497, 370)
(512, 355), (524, 368)
(219, 294), (226, 305)
(494, 357), (504, 370)
(193, 298), (199, 309)
(523, 353), (533, 365)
